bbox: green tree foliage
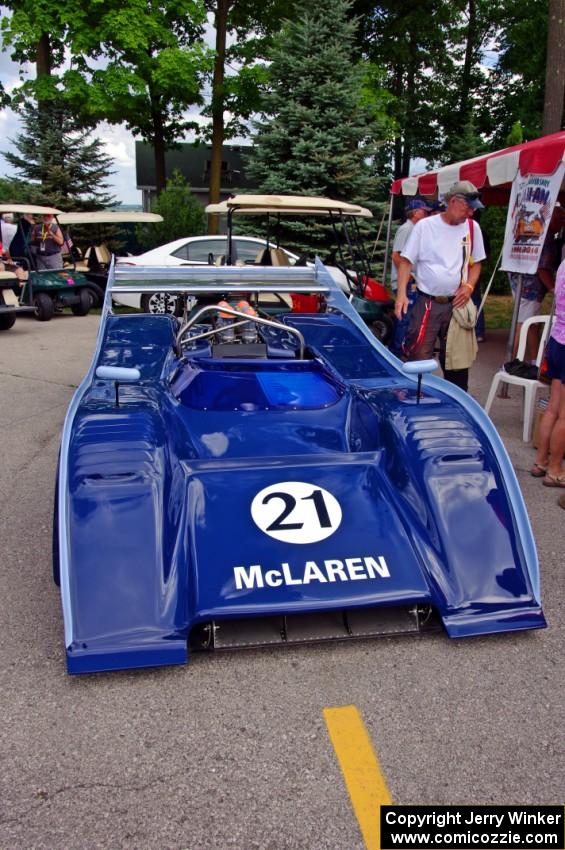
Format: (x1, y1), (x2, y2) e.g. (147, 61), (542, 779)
(0, 0), (68, 94)
(478, 205), (509, 294)
(1, 1), (211, 195)
(64, 0), (211, 194)
(246, 0), (379, 253)
(482, 0), (549, 146)
(352, 1), (505, 176)
(204, 0), (299, 230)
(135, 170), (206, 249)
(353, 0), (458, 175)
(2, 100), (115, 210)
(443, 113), (489, 164)
(0, 176), (35, 204)
(440, 0), (507, 162)
(505, 121), (524, 147)
(204, 0), (300, 140)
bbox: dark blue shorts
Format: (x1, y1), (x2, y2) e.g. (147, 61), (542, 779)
(545, 336), (565, 383)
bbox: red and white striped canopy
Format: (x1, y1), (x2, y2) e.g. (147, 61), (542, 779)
(391, 131), (565, 203)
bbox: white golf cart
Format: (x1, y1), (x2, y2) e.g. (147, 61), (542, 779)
(57, 210), (163, 307)
(0, 204), (94, 323)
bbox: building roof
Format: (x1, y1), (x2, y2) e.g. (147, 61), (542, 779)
(135, 143), (257, 193)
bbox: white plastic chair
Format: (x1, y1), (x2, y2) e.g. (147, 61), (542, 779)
(485, 315), (552, 442)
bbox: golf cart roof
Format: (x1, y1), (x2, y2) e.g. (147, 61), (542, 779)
(207, 195), (372, 217)
(57, 211), (164, 225)
(0, 204), (62, 215)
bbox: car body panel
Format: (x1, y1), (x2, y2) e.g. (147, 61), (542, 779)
(113, 236), (300, 309)
(56, 260), (545, 674)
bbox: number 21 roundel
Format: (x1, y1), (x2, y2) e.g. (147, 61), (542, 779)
(251, 481), (342, 544)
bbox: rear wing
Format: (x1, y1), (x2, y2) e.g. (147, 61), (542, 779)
(110, 260), (338, 297)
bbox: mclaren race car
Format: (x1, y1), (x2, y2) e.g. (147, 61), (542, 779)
(55, 259), (545, 674)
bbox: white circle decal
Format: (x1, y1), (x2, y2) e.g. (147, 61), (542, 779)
(251, 481), (342, 544)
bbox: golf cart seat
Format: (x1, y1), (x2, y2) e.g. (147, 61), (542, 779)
(270, 248), (290, 266)
(84, 244), (112, 270)
(64, 248), (89, 272)
(254, 248), (272, 265)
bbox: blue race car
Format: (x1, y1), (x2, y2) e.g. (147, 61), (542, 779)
(55, 260), (545, 674)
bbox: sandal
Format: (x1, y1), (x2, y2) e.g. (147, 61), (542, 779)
(530, 462), (548, 478)
(542, 472), (565, 488)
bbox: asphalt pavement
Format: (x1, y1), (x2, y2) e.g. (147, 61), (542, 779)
(0, 313), (563, 850)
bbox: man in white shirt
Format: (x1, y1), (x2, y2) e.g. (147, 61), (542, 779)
(394, 180), (486, 390)
(390, 198), (431, 290)
(389, 197), (431, 357)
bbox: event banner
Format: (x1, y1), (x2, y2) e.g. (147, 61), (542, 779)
(501, 162), (565, 274)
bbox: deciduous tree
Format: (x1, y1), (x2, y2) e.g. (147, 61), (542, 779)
(63, 0), (211, 195)
(204, 0), (297, 232)
(543, 0), (565, 133)
(1, 0), (211, 195)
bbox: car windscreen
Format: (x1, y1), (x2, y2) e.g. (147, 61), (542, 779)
(171, 239), (227, 263)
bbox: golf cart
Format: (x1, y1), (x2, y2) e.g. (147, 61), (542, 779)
(0, 263), (35, 331)
(207, 195), (395, 344)
(0, 204), (92, 321)
(57, 211), (164, 307)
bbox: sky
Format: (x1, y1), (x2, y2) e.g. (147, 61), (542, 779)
(0, 15), (232, 206)
(0, 49), (144, 204)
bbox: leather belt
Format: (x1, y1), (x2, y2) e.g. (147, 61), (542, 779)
(417, 289), (455, 304)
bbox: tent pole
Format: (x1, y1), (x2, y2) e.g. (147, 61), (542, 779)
(369, 206), (386, 263)
(500, 272), (523, 398)
(382, 193), (394, 287)
(477, 247), (503, 316)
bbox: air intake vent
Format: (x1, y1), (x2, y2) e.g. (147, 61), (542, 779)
(190, 606), (438, 652)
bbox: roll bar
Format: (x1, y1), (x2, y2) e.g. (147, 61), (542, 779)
(175, 304), (306, 359)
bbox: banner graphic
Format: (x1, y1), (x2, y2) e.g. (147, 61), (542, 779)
(501, 163), (565, 274)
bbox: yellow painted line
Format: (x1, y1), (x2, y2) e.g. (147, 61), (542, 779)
(324, 705), (393, 850)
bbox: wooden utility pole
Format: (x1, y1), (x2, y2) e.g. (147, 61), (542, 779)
(543, 0), (565, 134)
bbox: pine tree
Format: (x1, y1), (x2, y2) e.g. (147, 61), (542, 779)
(135, 171), (206, 250)
(3, 101), (116, 210)
(246, 0), (378, 254)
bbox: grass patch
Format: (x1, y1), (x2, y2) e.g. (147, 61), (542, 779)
(483, 295), (513, 329)
(483, 293), (553, 329)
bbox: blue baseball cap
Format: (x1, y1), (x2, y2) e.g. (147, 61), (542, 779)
(405, 198), (432, 213)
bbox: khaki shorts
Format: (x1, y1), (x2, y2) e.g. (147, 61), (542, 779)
(515, 297), (541, 323)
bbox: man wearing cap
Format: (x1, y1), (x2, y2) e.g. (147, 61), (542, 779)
(389, 197), (431, 357)
(394, 180), (486, 391)
(391, 198), (431, 289)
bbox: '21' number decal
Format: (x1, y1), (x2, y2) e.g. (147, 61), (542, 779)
(251, 482), (342, 543)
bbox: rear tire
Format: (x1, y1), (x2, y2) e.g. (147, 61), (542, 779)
(84, 282), (105, 308)
(34, 292), (55, 322)
(0, 312), (16, 331)
(71, 288), (91, 316)
(370, 314), (394, 346)
(141, 292), (182, 316)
